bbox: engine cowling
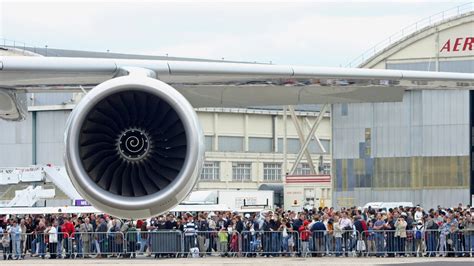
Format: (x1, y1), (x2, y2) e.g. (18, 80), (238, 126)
(64, 76), (204, 218)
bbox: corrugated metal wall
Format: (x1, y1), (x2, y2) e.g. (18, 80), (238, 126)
(0, 113), (33, 167)
(332, 58), (472, 209)
(0, 110), (70, 167)
(36, 111), (70, 165)
(334, 90), (469, 159)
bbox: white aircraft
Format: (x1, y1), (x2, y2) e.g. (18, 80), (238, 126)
(0, 56), (473, 218)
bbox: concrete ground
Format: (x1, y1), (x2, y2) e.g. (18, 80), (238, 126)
(1, 257), (473, 266)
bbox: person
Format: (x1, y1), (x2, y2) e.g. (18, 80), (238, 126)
(2, 231), (10, 260)
(183, 216), (198, 256)
(56, 217), (64, 258)
(414, 220), (425, 257)
(229, 228), (239, 255)
(9, 219), (22, 260)
(298, 220), (310, 257)
(395, 215), (407, 257)
(339, 212), (352, 256)
(439, 216), (451, 257)
(414, 207), (423, 223)
(462, 212), (473, 257)
(96, 216), (108, 258)
(19, 219), (27, 259)
(353, 215), (369, 257)
(62, 217), (75, 259)
(74, 218), (83, 258)
(261, 215), (272, 257)
(36, 221), (47, 259)
(293, 213), (305, 257)
(46, 220), (58, 259)
(79, 217), (93, 258)
(126, 221), (138, 258)
(425, 214), (438, 257)
(384, 214), (396, 257)
(197, 214), (210, 257)
(366, 220), (376, 256)
(279, 218), (290, 256)
(333, 216), (343, 257)
(325, 216), (335, 256)
(217, 226), (228, 257)
(310, 215), (326, 257)
(373, 213), (385, 257)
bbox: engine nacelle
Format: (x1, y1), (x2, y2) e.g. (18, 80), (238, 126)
(64, 76), (204, 218)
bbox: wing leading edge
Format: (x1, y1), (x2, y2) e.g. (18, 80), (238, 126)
(0, 56), (473, 116)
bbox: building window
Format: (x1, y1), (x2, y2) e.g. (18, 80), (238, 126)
(204, 136), (213, 151)
(295, 163), (311, 175)
(341, 103), (348, 116)
(263, 163), (281, 181)
(232, 162), (251, 181)
(322, 162), (331, 175)
(218, 136), (244, 152)
(200, 161), (220, 181)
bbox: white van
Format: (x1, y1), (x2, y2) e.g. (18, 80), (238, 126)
(363, 202), (414, 211)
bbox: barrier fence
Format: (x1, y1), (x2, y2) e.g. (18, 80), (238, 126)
(1, 229), (473, 259)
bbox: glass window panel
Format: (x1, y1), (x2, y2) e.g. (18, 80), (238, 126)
(249, 137), (273, 153)
(205, 136), (213, 151)
(263, 163), (282, 181)
(219, 136), (243, 152)
(232, 162), (251, 181)
(200, 161), (220, 181)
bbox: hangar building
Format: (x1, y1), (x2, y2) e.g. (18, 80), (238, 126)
(333, 7), (474, 208)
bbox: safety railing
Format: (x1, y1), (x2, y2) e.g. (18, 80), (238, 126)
(1, 228), (473, 259)
(126, 230), (183, 257)
(73, 231), (125, 258)
(298, 229), (360, 257)
(241, 230), (298, 257)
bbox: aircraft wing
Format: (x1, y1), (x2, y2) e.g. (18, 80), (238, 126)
(1, 56), (473, 120)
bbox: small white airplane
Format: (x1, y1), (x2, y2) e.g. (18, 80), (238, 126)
(0, 55), (473, 218)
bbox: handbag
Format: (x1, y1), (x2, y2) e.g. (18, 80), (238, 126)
(357, 239), (366, 251)
(288, 236), (294, 247)
(282, 227), (289, 238)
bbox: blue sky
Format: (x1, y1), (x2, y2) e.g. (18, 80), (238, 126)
(0, 1), (470, 66)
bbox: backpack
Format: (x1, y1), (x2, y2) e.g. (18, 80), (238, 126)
(415, 228), (422, 239)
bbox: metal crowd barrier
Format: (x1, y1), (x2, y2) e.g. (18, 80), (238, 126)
(1, 228), (473, 259)
(240, 230), (299, 257)
(127, 230), (183, 257)
(73, 231), (125, 258)
(22, 232), (71, 259)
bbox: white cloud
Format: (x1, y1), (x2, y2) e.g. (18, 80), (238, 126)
(152, 14), (421, 66)
(1, 1), (466, 66)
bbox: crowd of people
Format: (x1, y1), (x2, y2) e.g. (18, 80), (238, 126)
(0, 203), (473, 260)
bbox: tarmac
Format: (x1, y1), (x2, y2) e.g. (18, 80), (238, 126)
(1, 257), (473, 266)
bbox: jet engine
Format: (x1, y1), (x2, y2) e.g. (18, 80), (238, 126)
(64, 75), (204, 218)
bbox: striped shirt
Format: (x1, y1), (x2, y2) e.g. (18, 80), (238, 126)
(184, 221), (198, 236)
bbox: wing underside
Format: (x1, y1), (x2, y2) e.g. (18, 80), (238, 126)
(0, 56), (473, 120)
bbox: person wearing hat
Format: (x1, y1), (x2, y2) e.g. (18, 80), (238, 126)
(414, 220), (425, 257)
